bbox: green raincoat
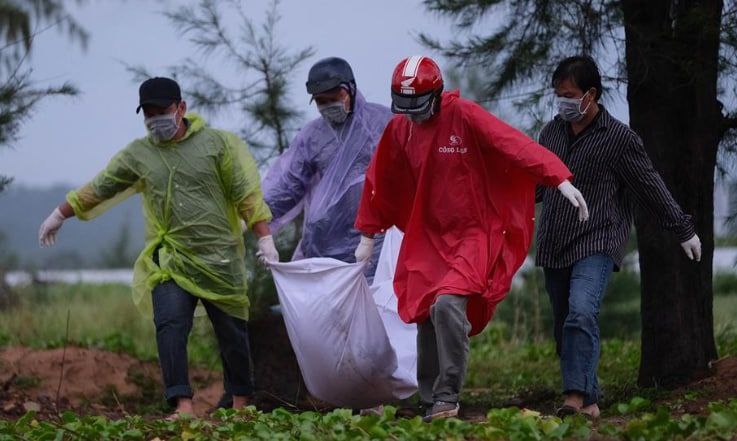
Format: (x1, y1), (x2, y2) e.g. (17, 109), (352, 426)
(67, 113), (271, 320)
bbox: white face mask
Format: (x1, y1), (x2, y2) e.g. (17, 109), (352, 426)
(145, 111), (180, 142)
(318, 101), (349, 125)
(555, 90), (592, 122)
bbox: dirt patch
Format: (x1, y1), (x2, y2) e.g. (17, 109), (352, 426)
(673, 356), (737, 415)
(2, 324), (733, 423)
(0, 313), (331, 420)
(0, 346), (219, 419)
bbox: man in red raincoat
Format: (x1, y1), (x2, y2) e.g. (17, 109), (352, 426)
(354, 56), (589, 421)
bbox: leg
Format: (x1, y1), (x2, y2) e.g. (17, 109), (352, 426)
(544, 266), (586, 413)
(152, 280), (198, 409)
(560, 254), (614, 408)
(416, 317), (439, 407)
(544, 267), (573, 356)
(430, 294), (470, 404)
(201, 300), (254, 407)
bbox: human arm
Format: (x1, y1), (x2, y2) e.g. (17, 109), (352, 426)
(39, 147), (140, 247)
(614, 133), (700, 260)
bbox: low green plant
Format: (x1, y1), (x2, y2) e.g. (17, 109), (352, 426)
(3, 400), (737, 440)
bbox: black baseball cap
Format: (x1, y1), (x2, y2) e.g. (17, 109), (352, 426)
(136, 77), (181, 113)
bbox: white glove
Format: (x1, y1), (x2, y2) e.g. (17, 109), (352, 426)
(38, 207), (67, 247)
(557, 180), (590, 222)
(256, 235), (279, 265)
(354, 236), (375, 262)
(681, 234), (702, 262)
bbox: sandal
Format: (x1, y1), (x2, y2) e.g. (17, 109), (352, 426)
(555, 404), (580, 418)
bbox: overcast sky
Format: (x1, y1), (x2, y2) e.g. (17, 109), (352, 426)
(1, 0), (630, 188)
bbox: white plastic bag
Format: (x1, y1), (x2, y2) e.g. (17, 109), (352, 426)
(269, 228), (417, 408)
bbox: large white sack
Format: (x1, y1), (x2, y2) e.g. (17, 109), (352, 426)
(269, 228), (416, 408)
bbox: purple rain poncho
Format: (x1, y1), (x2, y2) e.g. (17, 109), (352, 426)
(262, 91), (392, 278)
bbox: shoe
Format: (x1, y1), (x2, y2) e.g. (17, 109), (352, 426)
(422, 401), (459, 422)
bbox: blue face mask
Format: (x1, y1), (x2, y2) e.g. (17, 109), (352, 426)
(556, 91), (592, 122)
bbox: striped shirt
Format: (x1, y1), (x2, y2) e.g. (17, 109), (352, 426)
(535, 107), (695, 269)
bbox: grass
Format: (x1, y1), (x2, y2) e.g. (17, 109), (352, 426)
(1, 260), (736, 439)
(0, 272), (736, 419)
(463, 325), (641, 412)
(0, 283), (221, 369)
(461, 268), (737, 413)
(3, 400), (737, 440)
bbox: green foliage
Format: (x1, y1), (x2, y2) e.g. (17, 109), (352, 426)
(0, 1), (87, 73)
(0, 405), (594, 441)
(11, 374), (41, 390)
(421, 0), (737, 142)
(714, 272), (737, 297)
(715, 235), (737, 247)
(599, 400), (737, 441)
(420, 0), (627, 131)
(128, 0), (314, 163)
(0, 71), (78, 192)
(0, 230), (18, 269)
(0, 283), (220, 367)
(616, 396), (652, 415)
(465, 332), (640, 409)
(493, 268), (642, 342)
(499, 268), (737, 343)
(98, 222), (136, 268)
(0, 0), (87, 193)
(3, 401), (737, 440)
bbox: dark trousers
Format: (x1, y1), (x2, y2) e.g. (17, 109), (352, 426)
(152, 280), (254, 405)
(416, 294), (471, 405)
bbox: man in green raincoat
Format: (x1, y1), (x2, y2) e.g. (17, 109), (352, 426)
(37, 77), (279, 417)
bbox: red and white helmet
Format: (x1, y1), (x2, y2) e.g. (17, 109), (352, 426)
(390, 56), (444, 115)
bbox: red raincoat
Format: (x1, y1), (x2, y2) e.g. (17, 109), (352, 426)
(355, 91), (572, 335)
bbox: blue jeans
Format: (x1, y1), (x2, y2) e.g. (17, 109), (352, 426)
(543, 254), (614, 406)
(152, 280), (254, 406)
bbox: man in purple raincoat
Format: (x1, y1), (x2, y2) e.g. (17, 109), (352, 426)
(214, 57), (392, 410)
(262, 57), (393, 278)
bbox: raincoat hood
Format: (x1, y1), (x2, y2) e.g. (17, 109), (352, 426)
(356, 91), (572, 335)
(262, 90), (393, 278)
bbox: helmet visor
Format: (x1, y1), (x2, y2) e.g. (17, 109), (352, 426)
(390, 91), (434, 115)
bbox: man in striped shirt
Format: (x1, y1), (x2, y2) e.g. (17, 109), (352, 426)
(536, 55), (702, 418)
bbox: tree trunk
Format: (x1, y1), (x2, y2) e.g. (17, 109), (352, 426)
(622, 0), (722, 387)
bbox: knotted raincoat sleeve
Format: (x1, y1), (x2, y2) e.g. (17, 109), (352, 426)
(219, 131), (272, 229)
(261, 131), (314, 231)
(66, 145), (141, 221)
(464, 102), (572, 186)
(356, 117), (415, 235)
